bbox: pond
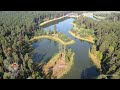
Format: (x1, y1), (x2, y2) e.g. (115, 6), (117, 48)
(32, 18), (100, 79)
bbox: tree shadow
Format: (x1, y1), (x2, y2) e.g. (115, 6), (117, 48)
(33, 52), (48, 62)
(34, 56), (53, 79)
(44, 57), (53, 63)
(80, 66), (100, 79)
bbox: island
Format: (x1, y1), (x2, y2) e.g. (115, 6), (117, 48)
(69, 22), (94, 44)
(42, 46), (74, 79)
(30, 26), (75, 46)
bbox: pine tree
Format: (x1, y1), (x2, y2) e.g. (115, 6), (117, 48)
(13, 52), (19, 63)
(54, 25), (57, 34)
(25, 35), (29, 42)
(28, 59), (33, 72)
(24, 53), (29, 61)
(3, 72), (10, 79)
(91, 45), (96, 54)
(0, 55), (3, 64)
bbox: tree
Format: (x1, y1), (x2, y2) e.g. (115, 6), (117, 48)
(12, 39), (17, 51)
(0, 11), (71, 79)
(19, 64), (24, 78)
(16, 25), (21, 34)
(99, 42), (106, 53)
(91, 45), (96, 54)
(3, 72), (10, 79)
(32, 71), (41, 79)
(58, 44), (63, 55)
(24, 53), (29, 61)
(96, 51), (103, 60)
(54, 25), (57, 34)
(108, 46), (114, 56)
(0, 55), (3, 64)
(0, 66), (4, 79)
(13, 52), (19, 63)
(47, 31), (49, 35)
(25, 35), (29, 42)
(28, 59), (33, 72)
(48, 28), (51, 35)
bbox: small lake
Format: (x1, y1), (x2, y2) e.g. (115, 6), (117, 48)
(32, 18), (100, 79)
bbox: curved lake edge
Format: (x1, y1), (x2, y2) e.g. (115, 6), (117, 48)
(32, 17), (99, 79)
(88, 48), (101, 69)
(42, 52), (75, 79)
(40, 13), (80, 27)
(30, 35), (75, 46)
(69, 31), (94, 44)
(40, 16), (67, 27)
(70, 22), (100, 70)
(69, 22), (95, 44)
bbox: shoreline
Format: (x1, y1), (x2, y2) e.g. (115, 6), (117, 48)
(40, 13), (80, 27)
(70, 22), (94, 44)
(88, 48), (101, 69)
(43, 52), (75, 79)
(40, 16), (67, 27)
(30, 35), (75, 46)
(93, 15), (106, 20)
(69, 31), (94, 44)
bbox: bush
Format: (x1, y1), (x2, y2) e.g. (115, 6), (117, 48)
(95, 51), (103, 60)
(65, 49), (72, 63)
(58, 33), (70, 42)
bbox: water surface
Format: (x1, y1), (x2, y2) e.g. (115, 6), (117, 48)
(32, 18), (99, 79)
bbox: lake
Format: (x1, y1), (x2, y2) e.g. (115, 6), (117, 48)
(32, 18), (100, 79)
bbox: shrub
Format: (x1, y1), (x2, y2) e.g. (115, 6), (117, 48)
(58, 33), (70, 42)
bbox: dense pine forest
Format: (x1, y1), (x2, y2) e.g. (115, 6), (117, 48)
(74, 12), (120, 79)
(0, 11), (120, 79)
(0, 11), (71, 79)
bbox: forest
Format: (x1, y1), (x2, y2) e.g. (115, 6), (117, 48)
(0, 11), (72, 79)
(0, 11), (120, 79)
(74, 12), (120, 79)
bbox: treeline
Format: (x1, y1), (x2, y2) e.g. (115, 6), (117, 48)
(75, 13), (120, 79)
(74, 15), (97, 30)
(94, 13), (120, 79)
(94, 12), (120, 21)
(73, 16), (95, 37)
(0, 11), (71, 79)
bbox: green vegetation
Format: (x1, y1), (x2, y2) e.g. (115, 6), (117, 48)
(58, 32), (71, 42)
(88, 48), (101, 69)
(93, 15), (106, 20)
(0, 11), (71, 79)
(43, 44), (74, 79)
(30, 35), (75, 46)
(78, 12), (120, 79)
(30, 25), (74, 46)
(1, 11), (120, 79)
(69, 18), (95, 43)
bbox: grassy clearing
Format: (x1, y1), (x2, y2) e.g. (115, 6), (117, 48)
(42, 52), (74, 79)
(70, 22), (94, 44)
(30, 35), (75, 46)
(88, 48), (101, 69)
(69, 31), (94, 44)
(93, 15), (106, 20)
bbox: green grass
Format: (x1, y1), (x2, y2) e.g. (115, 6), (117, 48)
(30, 35), (75, 46)
(93, 15), (106, 20)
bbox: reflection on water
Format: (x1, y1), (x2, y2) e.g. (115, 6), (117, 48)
(32, 18), (99, 79)
(32, 39), (59, 63)
(81, 66), (100, 79)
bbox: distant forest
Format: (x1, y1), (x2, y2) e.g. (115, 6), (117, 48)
(76, 12), (120, 79)
(0, 11), (120, 79)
